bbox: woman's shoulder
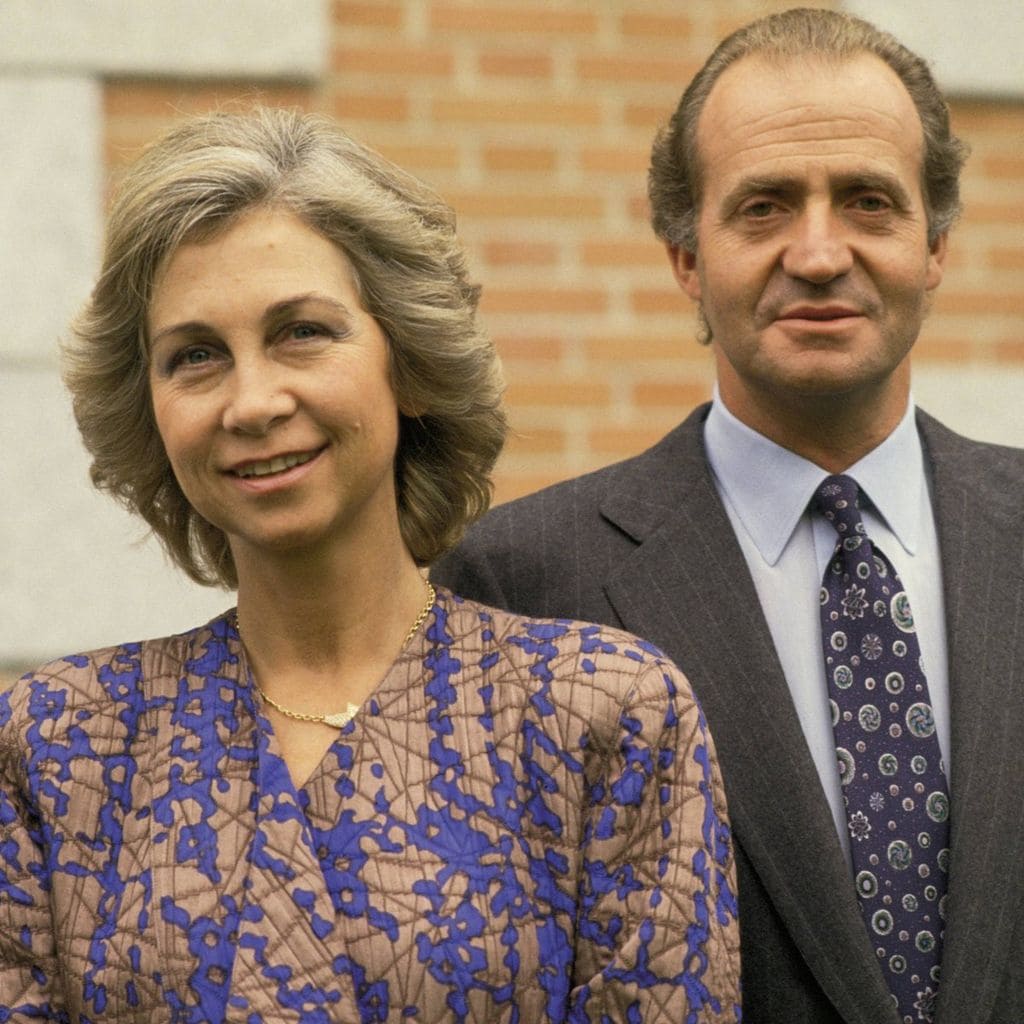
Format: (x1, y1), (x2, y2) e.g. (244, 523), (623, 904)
(2, 609), (238, 727)
(436, 588), (697, 721)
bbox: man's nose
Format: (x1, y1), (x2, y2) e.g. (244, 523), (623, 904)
(781, 206), (854, 284)
(221, 358), (297, 435)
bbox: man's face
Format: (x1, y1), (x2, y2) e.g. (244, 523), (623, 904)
(669, 53), (947, 434)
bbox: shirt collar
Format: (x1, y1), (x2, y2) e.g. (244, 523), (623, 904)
(704, 391), (925, 566)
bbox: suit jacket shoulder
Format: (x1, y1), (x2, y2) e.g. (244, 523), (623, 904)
(432, 404), (716, 623)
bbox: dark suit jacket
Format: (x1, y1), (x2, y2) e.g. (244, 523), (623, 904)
(432, 404), (1024, 1023)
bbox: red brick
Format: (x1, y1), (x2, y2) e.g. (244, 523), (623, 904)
(581, 239), (666, 267)
(620, 13), (694, 38)
(446, 192), (603, 220)
(332, 93), (410, 121)
(332, 45), (455, 76)
(333, 0), (403, 29)
(492, 335), (565, 362)
(483, 144), (557, 172)
(433, 96), (601, 125)
(578, 54), (697, 85)
(505, 377), (611, 407)
(482, 287), (608, 315)
(482, 241), (559, 266)
(478, 52), (553, 78)
(631, 287), (691, 314)
(431, 4), (598, 35)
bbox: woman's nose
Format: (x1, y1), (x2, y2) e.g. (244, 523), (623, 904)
(221, 359), (297, 435)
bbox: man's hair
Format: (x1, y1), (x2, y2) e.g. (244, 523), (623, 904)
(649, 6), (969, 251)
(65, 106), (506, 588)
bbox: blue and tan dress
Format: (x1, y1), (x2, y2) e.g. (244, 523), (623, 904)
(0, 588), (741, 1022)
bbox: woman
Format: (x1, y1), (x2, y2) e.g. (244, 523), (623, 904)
(0, 108), (740, 1021)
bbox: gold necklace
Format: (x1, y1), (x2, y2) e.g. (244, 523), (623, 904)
(238, 581), (435, 729)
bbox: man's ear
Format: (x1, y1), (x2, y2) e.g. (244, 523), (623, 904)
(925, 230), (948, 292)
(666, 243), (701, 302)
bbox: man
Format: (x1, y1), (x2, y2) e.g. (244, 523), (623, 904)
(433, 9), (1024, 1023)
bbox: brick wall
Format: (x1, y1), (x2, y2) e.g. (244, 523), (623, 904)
(103, 0), (1024, 507)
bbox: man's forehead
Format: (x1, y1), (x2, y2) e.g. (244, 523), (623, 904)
(694, 52), (925, 179)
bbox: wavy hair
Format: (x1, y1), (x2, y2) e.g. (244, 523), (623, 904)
(65, 107), (506, 588)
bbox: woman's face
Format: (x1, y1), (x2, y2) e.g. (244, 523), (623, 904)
(147, 206), (404, 572)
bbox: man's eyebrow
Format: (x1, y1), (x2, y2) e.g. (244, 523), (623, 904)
(717, 170), (914, 214)
(149, 292), (356, 347)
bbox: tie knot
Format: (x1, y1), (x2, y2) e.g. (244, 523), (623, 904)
(814, 474), (867, 542)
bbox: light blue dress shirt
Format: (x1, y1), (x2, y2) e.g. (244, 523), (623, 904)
(703, 395), (951, 862)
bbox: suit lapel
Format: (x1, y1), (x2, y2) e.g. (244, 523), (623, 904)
(918, 414), (1024, 1024)
(599, 408), (898, 1024)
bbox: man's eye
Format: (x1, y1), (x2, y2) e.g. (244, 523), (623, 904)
(743, 200), (778, 218)
(854, 195), (890, 212)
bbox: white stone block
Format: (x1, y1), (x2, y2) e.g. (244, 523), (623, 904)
(0, 0), (327, 79)
(0, 76), (101, 364)
(913, 366), (1024, 447)
(1, 367), (230, 668)
(844, 0), (1024, 98)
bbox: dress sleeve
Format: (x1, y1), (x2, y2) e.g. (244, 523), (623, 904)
(569, 657), (741, 1022)
(0, 686), (68, 1019)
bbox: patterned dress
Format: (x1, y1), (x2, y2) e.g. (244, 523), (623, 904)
(0, 589), (741, 1022)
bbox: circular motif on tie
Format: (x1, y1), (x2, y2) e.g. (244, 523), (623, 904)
(879, 753), (898, 776)
(819, 586), (828, 605)
(871, 909), (894, 935)
(833, 665), (854, 689)
(858, 704), (881, 732)
(905, 703), (935, 738)
(937, 848), (950, 872)
(924, 884), (938, 901)
(884, 672), (904, 694)
(889, 954), (907, 974)
(887, 840), (913, 870)
(861, 634), (883, 660)
(829, 699), (840, 726)
(916, 931), (936, 953)
(926, 791), (949, 822)
(845, 537), (864, 552)
(855, 557), (870, 575)
(892, 639), (908, 657)
(910, 754), (928, 774)
(836, 748), (855, 785)
(830, 631), (848, 652)
(873, 555), (888, 577)
(917, 832), (932, 849)
(873, 599), (887, 616)
(888, 593), (913, 630)
(856, 870), (878, 899)
(902, 893), (918, 912)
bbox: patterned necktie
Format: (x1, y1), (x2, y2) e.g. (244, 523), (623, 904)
(814, 474), (949, 1023)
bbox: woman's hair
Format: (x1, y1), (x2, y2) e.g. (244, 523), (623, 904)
(649, 7), (969, 253)
(65, 106), (506, 588)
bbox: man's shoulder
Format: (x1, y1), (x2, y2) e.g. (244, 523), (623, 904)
(917, 409), (1024, 505)
(472, 405), (711, 537)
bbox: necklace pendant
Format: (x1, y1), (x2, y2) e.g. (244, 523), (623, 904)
(322, 703), (360, 729)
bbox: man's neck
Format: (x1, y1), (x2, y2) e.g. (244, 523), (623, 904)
(716, 382), (911, 473)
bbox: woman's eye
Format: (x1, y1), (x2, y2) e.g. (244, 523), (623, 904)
(169, 346), (214, 371)
(289, 322), (325, 340)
